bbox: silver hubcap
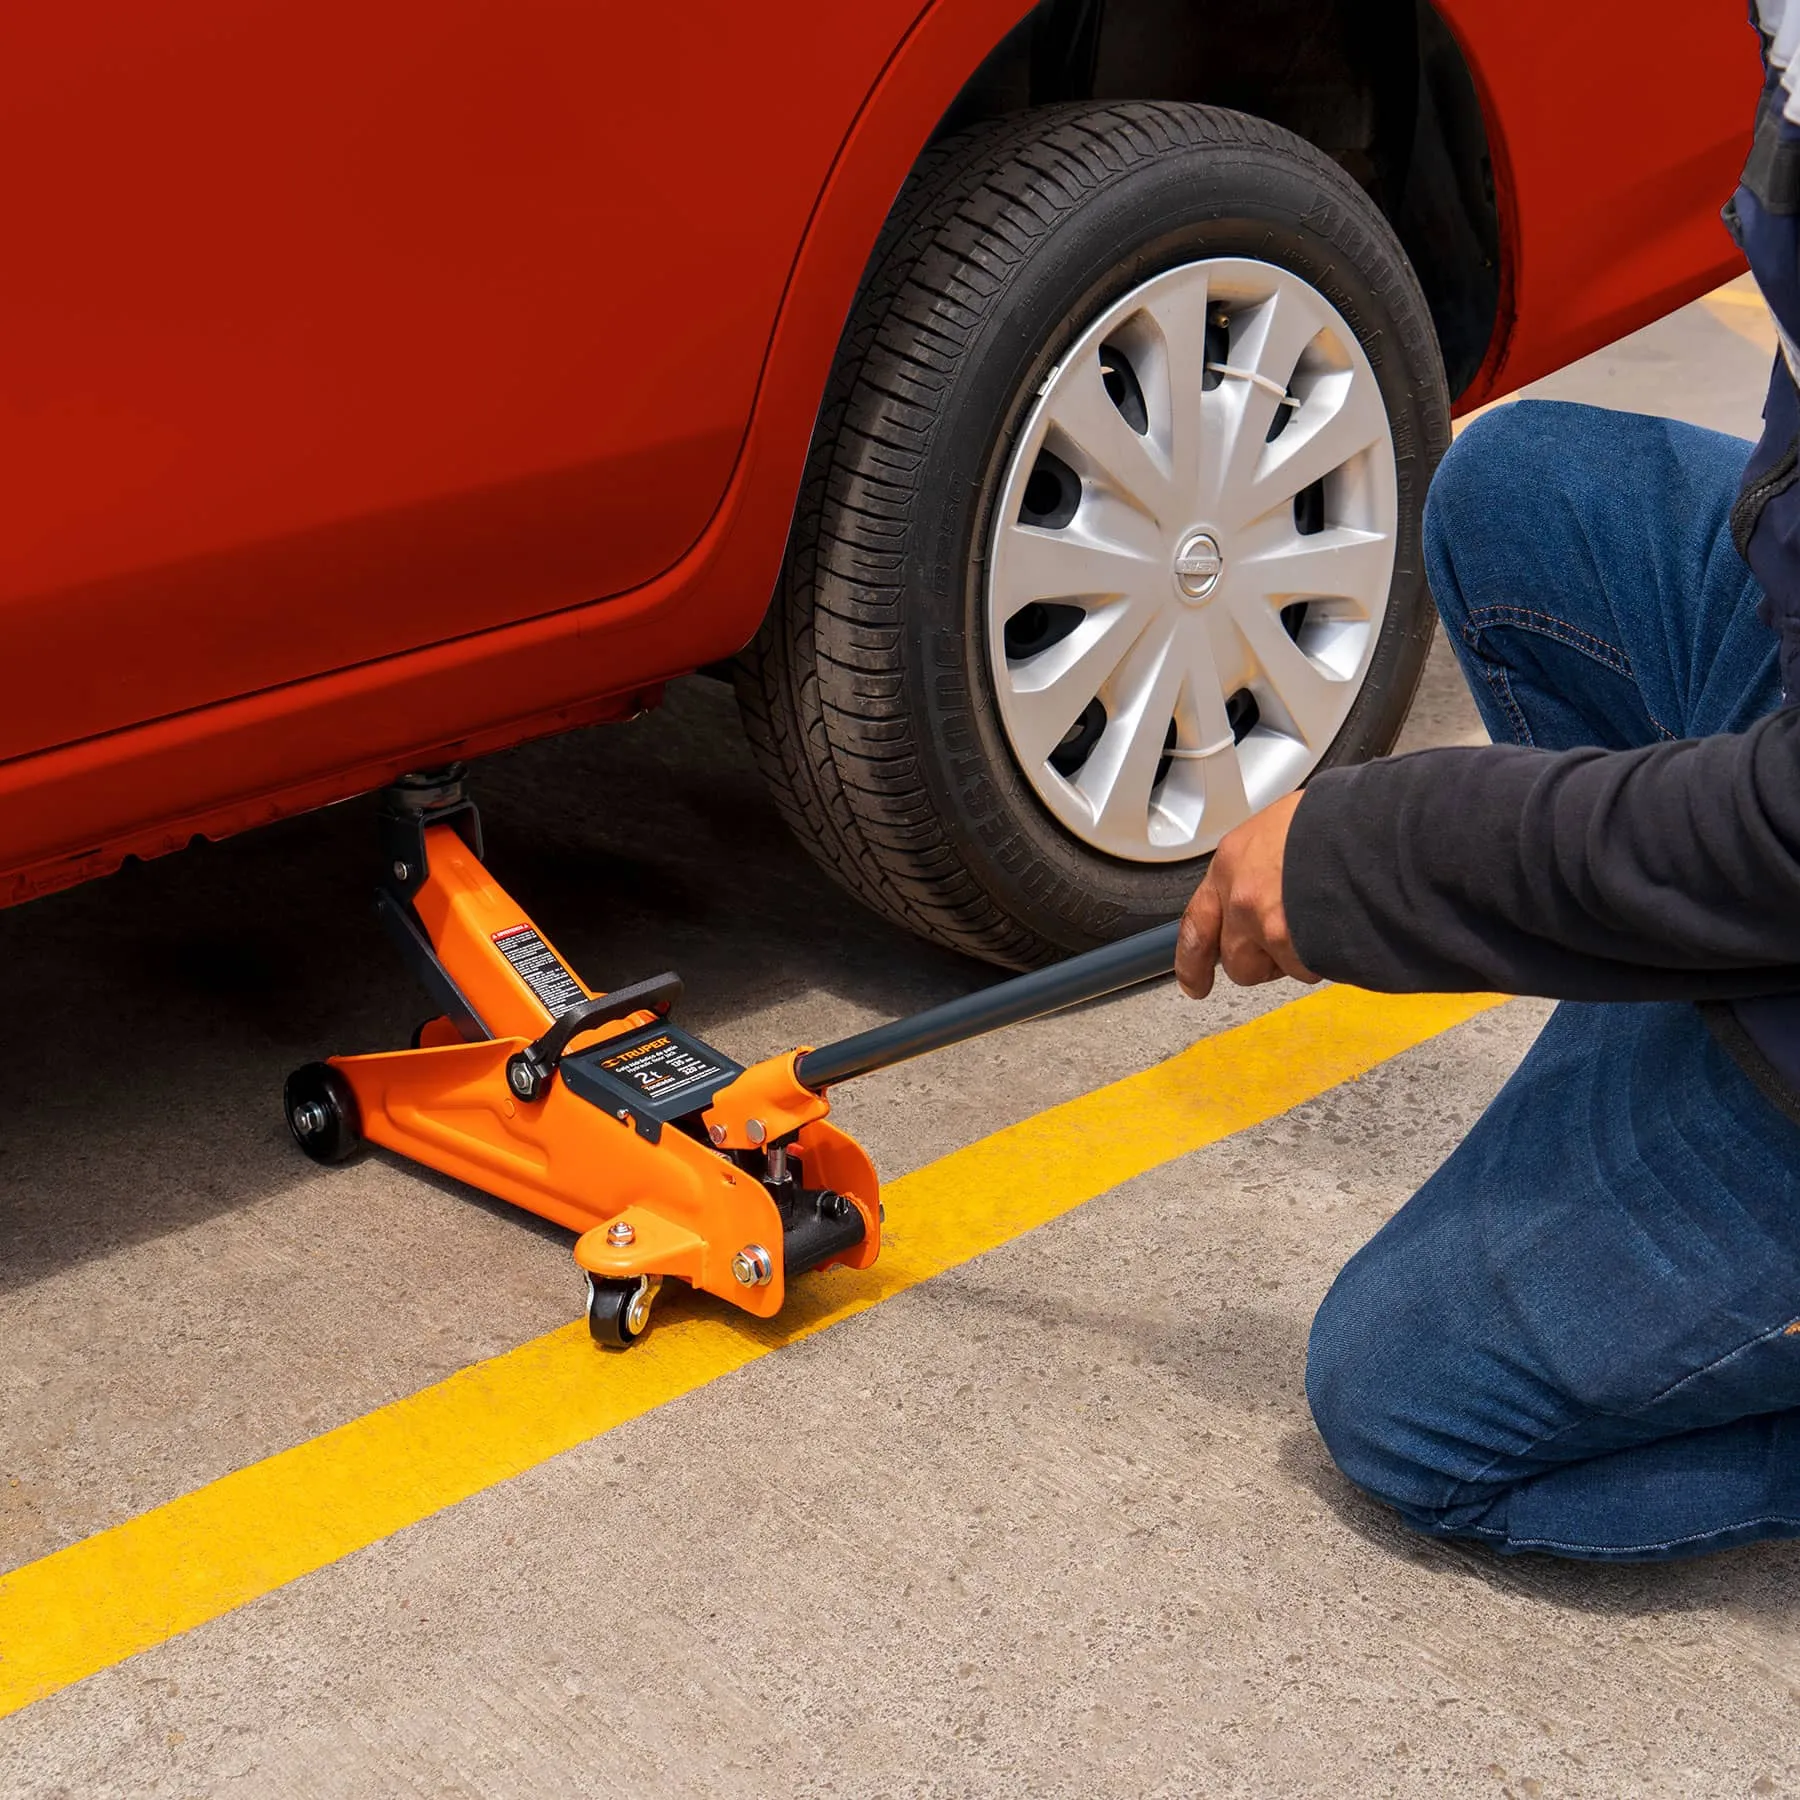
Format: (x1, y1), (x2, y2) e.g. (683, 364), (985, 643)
(986, 257), (1398, 863)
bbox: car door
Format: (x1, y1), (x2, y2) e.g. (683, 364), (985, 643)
(0, 0), (920, 761)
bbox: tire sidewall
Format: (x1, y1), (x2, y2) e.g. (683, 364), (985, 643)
(898, 123), (1448, 953)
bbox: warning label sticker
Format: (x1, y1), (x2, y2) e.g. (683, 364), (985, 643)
(591, 1026), (741, 1117)
(491, 924), (586, 1017)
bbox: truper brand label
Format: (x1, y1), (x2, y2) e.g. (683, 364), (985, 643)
(596, 1030), (738, 1109)
(558, 1021), (745, 1124)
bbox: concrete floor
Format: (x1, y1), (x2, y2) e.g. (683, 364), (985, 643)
(3, 280), (1797, 1797)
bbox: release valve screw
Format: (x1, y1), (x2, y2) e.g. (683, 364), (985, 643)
(731, 1244), (773, 1288)
(606, 1220), (636, 1248)
(391, 861), (410, 882)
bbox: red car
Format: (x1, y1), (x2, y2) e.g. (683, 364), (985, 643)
(0, 1), (1756, 963)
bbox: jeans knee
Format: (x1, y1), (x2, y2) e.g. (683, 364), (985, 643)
(1423, 402), (1570, 637)
(1305, 1263), (1394, 1495)
(1305, 1248), (1462, 1520)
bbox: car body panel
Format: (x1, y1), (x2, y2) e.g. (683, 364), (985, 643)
(0, 0), (1761, 908)
(0, 0), (919, 760)
(1435, 0), (1758, 401)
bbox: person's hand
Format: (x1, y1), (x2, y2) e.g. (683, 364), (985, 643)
(1175, 790), (1319, 1000)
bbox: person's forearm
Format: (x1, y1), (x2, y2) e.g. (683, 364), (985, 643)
(1282, 707), (1800, 1001)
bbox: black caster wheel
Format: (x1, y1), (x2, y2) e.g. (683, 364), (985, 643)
(283, 1061), (363, 1164)
(586, 1274), (659, 1350)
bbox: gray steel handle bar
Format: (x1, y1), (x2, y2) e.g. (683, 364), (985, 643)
(794, 920), (1182, 1091)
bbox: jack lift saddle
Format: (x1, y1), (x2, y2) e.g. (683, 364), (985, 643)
(285, 768), (1179, 1347)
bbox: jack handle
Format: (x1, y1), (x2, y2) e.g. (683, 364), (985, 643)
(793, 920), (1181, 1092)
(504, 972), (684, 1102)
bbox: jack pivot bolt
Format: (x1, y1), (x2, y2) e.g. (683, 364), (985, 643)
(745, 1118), (767, 1145)
(707, 1122), (728, 1147)
(731, 1244), (774, 1288)
(606, 1220), (636, 1248)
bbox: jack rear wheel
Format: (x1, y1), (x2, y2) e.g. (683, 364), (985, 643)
(284, 1062), (362, 1164)
(586, 1275), (658, 1350)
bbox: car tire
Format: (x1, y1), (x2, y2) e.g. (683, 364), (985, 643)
(736, 101), (1450, 967)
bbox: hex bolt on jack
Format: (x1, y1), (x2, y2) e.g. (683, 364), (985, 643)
(731, 1245), (774, 1288)
(291, 1100), (329, 1138)
(285, 769), (1179, 1348)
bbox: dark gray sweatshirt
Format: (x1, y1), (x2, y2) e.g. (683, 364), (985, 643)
(1283, 709), (1800, 1114)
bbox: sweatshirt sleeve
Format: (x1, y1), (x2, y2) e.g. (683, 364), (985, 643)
(1282, 706), (1800, 1001)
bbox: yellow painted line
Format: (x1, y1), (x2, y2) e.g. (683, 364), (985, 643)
(1700, 287), (1777, 354)
(0, 984), (1504, 1719)
(1704, 282), (1768, 310)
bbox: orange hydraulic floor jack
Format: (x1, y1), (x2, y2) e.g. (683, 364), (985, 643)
(285, 769), (1179, 1346)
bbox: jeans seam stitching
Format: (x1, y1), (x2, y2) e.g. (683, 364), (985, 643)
(1638, 1312), (1800, 1407)
(1499, 1512), (1800, 1557)
(1460, 618), (1535, 745)
(1464, 604), (1632, 671)
(1476, 658), (1533, 746)
(1461, 605), (1680, 742)
(1445, 1312), (1800, 1508)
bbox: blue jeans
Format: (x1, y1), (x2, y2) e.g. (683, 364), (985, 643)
(1305, 400), (1800, 1561)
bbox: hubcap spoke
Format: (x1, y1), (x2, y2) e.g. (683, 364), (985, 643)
(1004, 593), (1159, 765)
(1235, 524), (1390, 604)
(1049, 354), (1179, 526)
(1180, 637), (1254, 836)
(1228, 593), (1344, 749)
(1197, 739), (1253, 836)
(1238, 283), (1324, 393)
(1139, 272), (1214, 497)
(1249, 367), (1389, 512)
(1080, 621), (1186, 841)
(995, 520), (1160, 606)
(1205, 286), (1323, 512)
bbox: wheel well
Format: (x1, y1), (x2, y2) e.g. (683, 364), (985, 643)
(932, 0), (1501, 398)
